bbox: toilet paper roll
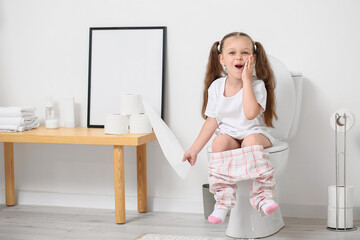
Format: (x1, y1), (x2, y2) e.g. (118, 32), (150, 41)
(129, 114), (152, 134)
(63, 96), (75, 128)
(328, 185), (353, 208)
(327, 206), (353, 228)
(120, 94), (145, 115)
(330, 109), (355, 132)
(104, 114), (129, 135)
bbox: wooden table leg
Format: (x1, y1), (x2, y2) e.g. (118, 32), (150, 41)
(137, 144), (147, 213)
(4, 142), (15, 206)
(113, 145), (125, 224)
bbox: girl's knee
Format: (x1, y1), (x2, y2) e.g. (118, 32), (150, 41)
(212, 135), (227, 152)
(241, 135), (257, 147)
(241, 134), (272, 148)
(212, 134), (240, 153)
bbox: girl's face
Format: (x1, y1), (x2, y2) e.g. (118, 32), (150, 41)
(219, 36), (255, 80)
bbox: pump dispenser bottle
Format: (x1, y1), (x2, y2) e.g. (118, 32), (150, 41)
(45, 96), (59, 129)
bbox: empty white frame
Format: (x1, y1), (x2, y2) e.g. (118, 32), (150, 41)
(87, 27), (166, 127)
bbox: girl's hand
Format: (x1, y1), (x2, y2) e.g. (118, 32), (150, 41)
(182, 149), (198, 166)
(242, 55), (255, 82)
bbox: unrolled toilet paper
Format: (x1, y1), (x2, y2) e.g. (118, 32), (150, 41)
(129, 114), (152, 134)
(142, 99), (190, 179)
(104, 114), (129, 135)
(118, 94), (190, 179)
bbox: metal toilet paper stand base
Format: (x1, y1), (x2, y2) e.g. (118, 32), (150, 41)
(327, 112), (357, 232)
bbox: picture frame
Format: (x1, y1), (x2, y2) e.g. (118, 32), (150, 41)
(87, 26), (166, 127)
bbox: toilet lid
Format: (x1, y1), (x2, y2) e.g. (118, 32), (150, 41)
(264, 139), (288, 153)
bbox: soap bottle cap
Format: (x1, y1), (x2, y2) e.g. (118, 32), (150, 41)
(45, 96), (54, 108)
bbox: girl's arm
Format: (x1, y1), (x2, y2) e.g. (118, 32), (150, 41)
(242, 56), (262, 120)
(182, 117), (218, 166)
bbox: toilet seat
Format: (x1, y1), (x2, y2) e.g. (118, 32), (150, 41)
(264, 139), (288, 154)
(206, 138), (288, 155)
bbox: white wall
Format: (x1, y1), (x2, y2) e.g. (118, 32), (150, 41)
(1, 0), (360, 219)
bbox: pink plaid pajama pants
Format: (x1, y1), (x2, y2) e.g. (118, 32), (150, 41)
(208, 145), (275, 216)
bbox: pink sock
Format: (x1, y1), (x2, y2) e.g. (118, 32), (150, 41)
(261, 202), (279, 215)
(208, 208), (228, 224)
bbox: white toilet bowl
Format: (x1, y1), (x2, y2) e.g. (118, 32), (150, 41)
(206, 56), (303, 239)
(206, 140), (288, 238)
(227, 141), (289, 238)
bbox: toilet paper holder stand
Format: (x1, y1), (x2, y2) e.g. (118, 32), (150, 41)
(327, 112), (357, 232)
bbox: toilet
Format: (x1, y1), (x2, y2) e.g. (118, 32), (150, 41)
(207, 56), (303, 239)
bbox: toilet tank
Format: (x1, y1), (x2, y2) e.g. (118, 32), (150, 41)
(288, 72), (303, 140)
(267, 56), (296, 140)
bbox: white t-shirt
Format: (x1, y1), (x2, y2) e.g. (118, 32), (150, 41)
(205, 76), (275, 144)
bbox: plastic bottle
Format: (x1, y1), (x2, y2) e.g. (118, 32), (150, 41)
(45, 96), (59, 129)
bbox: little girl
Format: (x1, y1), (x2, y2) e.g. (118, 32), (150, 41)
(182, 32), (278, 224)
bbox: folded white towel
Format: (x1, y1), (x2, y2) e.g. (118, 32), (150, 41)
(0, 116), (38, 125)
(0, 106), (36, 117)
(0, 119), (40, 132)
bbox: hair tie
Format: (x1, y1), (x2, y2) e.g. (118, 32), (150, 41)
(217, 40), (222, 52)
(254, 42), (257, 52)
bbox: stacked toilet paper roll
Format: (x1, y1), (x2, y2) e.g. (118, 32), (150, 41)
(120, 94), (144, 115)
(104, 114), (129, 135)
(327, 185), (354, 229)
(104, 95), (151, 135)
(129, 114), (152, 134)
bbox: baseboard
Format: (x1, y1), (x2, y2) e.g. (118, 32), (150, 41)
(282, 204), (360, 221)
(149, 196), (203, 213)
(0, 190), (117, 209)
(0, 190), (359, 220)
(0, 190), (203, 213)
(280, 203), (328, 219)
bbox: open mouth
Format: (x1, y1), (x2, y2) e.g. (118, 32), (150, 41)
(235, 64), (244, 69)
